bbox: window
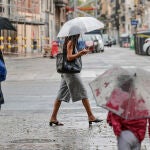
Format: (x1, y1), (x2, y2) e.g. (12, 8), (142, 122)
(0, 0), (4, 13)
(50, 0), (54, 13)
(46, 0), (49, 11)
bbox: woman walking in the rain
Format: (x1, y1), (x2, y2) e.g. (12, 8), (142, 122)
(49, 34), (102, 126)
(0, 50), (5, 110)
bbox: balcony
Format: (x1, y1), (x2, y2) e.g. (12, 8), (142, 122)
(110, 1), (115, 7)
(54, 0), (68, 7)
(121, 15), (125, 22)
(121, 0), (125, 3)
(9, 15), (45, 25)
(111, 14), (115, 18)
(110, 0), (115, 3)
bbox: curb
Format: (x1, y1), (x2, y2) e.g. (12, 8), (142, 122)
(5, 55), (43, 60)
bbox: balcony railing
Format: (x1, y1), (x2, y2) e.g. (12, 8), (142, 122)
(54, 0), (68, 7)
(121, 0), (125, 3)
(110, 0), (115, 2)
(121, 15), (125, 22)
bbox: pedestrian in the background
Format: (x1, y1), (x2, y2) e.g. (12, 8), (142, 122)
(107, 111), (149, 150)
(0, 50), (5, 110)
(49, 34), (102, 126)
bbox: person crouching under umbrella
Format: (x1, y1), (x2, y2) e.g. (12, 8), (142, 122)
(106, 75), (150, 150)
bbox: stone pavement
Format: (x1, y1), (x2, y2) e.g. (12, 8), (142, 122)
(0, 108), (150, 150)
(5, 52), (43, 60)
(1, 46), (150, 150)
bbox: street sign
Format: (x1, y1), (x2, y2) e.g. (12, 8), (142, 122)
(131, 20), (138, 26)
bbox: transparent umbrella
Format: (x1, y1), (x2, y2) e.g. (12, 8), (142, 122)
(57, 17), (104, 37)
(89, 66), (150, 120)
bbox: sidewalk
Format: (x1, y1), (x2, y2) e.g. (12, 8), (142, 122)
(1, 47), (150, 150)
(4, 52), (44, 60)
(0, 108), (149, 150)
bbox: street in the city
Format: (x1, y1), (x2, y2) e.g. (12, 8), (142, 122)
(0, 46), (150, 150)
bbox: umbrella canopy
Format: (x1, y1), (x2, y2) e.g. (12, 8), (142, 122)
(0, 17), (16, 31)
(89, 66), (150, 120)
(57, 17), (104, 37)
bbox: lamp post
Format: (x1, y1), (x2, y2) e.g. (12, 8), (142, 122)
(115, 0), (120, 44)
(134, 5), (137, 34)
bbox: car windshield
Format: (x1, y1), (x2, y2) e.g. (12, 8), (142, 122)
(103, 34), (112, 41)
(103, 34), (109, 39)
(81, 34), (102, 40)
(95, 35), (102, 40)
(79, 34), (92, 41)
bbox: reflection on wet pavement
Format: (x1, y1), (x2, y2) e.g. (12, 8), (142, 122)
(0, 110), (149, 150)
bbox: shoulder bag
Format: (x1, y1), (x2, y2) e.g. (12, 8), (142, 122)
(56, 46), (82, 73)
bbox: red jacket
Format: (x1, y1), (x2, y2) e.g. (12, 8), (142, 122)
(107, 112), (149, 142)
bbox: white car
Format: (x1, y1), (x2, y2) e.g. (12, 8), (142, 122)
(91, 34), (104, 52)
(95, 34), (104, 52)
(143, 38), (150, 55)
(79, 34), (95, 53)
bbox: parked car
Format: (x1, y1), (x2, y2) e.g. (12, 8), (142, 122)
(78, 34), (104, 53)
(102, 34), (112, 47)
(90, 34), (104, 52)
(119, 33), (130, 47)
(143, 38), (150, 56)
(79, 34), (95, 53)
(110, 36), (116, 45)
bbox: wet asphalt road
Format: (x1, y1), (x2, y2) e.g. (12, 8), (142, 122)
(0, 46), (150, 150)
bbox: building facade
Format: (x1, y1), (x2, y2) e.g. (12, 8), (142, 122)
(55, 0), (68, 35)
(97, 0), (150, 40)
(0, 0), (68, 55)
(0, 0), (44, 55)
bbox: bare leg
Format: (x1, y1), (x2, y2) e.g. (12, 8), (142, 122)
(82, 98), (96, 121)
(82, 98), (103, 125)
(50, 99), (61, 122)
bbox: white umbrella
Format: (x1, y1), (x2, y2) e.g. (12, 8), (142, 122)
(57, 17), (104, 37)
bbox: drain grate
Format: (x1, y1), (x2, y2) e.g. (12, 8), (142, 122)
(10, 139), (56, 143)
